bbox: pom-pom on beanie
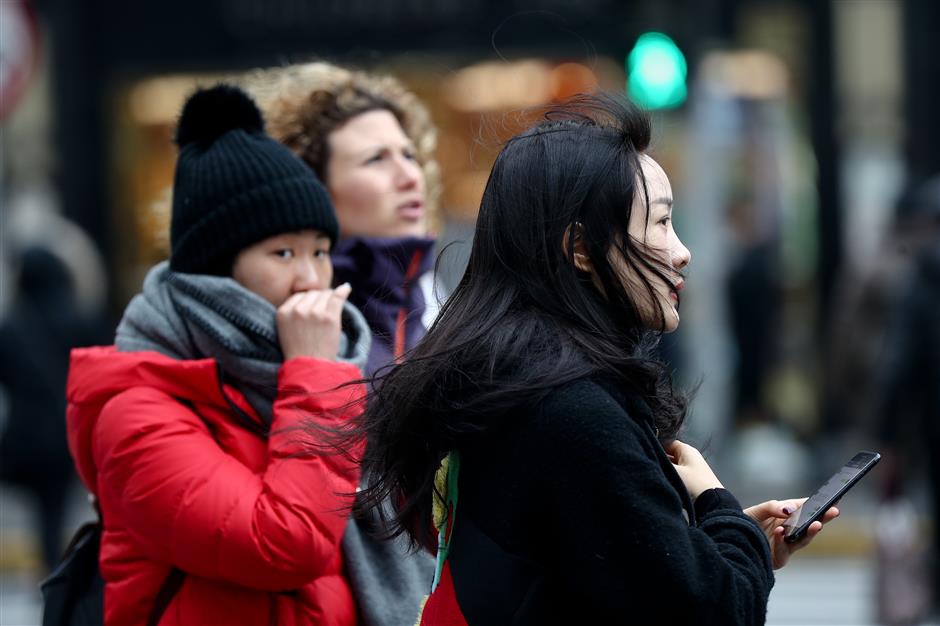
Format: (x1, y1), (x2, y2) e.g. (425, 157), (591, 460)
(169, 84), (339, 275)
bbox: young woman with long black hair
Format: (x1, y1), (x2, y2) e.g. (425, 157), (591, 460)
(354, 94), (834, 625)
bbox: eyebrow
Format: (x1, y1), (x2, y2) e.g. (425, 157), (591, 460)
(354, 141), (416, 156)
(650, 197), (673, 208)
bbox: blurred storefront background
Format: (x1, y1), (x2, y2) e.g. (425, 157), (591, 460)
(4, 0), (940, 623)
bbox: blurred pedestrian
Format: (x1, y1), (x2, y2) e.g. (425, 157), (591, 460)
(872, 175), (940, 619)
(246, 61), (439, 626)
(65, 84), (370, 625)
(0, 247), (105, 570)
(725, 189), (781, 429)
(355, 93), (836, 625)
(827, 179), (940, 437)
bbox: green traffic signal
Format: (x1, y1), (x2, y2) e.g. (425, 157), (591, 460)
(627, 32), (688, 109)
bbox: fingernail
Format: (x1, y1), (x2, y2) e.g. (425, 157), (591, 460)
(782, 507), (793, 515)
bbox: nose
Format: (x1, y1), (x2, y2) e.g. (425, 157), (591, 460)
(394, 154), (422, 191)
(672, 239), (691, 272)
(292, 257), (323, 292)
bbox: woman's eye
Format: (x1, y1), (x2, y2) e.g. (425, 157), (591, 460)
(365, 153), (384, 164)
(403, 149), (417, 161)
(273, 249), (294, 259)
(313, 249), (330, 259)
(659, 217), (671, 226)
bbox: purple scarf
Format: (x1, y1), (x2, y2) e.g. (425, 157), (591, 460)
(332, 236), (436, 377)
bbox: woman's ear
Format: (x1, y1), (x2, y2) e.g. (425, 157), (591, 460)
(562, 222), (593, 273)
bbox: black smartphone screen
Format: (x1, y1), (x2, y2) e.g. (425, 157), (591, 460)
(782, 451), (880, 543)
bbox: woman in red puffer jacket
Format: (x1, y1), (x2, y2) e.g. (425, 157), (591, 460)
(65, 84), (371, 626)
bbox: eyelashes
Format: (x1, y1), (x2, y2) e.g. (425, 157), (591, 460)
(364, 149), (418, 165)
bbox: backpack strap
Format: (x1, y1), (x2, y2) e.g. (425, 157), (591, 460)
(147, 568), (186, 626)
(90, 491), (187, 626)
(141, 396), (214, 625)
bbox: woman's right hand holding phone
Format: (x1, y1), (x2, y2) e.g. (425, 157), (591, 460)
(745, 499), (840, 569)
(665, 440), (724, 500)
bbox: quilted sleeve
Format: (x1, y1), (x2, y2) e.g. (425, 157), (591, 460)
(95, 357), (364, 591)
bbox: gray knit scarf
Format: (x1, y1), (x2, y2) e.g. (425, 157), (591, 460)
(116, 263), (428, 626)
(115, 261), (370, 424)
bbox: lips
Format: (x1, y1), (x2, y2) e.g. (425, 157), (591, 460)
(397, 199), (424, 221)
(669, 279), (685, 302)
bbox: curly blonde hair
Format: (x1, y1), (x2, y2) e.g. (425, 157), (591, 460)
(244, 62), (441, 218)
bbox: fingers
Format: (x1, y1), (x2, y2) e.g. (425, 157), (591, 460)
(774, 513), (835, 556)
(780, 498), (805, 515)
(301, 290), (327, 313)
(758, 500), (784, 518)
(785, 521), (823, 553)
(300, 284), (350, 324)
(744, 500), (776, 522)
(665, 441), (723, 499)
(275, 284), (351, 361)
(822, 506), (840, 523)
(663, 440), (680, 463)
(278, 284), (349, 321)
(325, 283), (351, 319)
(763, 502), (841, 570)
(665, 440), (694, 463)
(745, 499), (798, 522)
(664, 440), (692, 453)
(279, 291), (309, 315)
(748, 497), (807, 520)
(805, 520), (824, 538)
(279, 289), (328, 316)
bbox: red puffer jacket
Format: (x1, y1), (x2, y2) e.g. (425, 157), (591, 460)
(66, 346), (364, 626)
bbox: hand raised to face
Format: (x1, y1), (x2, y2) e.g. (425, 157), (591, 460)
(276, 283), (352, 361)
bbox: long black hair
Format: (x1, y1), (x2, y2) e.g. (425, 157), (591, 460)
(355, 93), (689, 548)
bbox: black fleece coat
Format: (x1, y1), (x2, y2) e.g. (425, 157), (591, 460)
(450, 377), (775, 625)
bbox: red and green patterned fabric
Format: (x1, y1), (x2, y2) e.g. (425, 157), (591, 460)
(417, 452), (468, 626)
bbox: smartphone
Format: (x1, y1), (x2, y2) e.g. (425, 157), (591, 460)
(782, 451), (881, 544)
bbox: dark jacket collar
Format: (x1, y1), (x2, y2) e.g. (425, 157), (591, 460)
(592, 377), (656, 430)
(592, 375), (696, 525)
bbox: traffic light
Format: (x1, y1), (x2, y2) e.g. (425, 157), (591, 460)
(626, 32), (687, 109)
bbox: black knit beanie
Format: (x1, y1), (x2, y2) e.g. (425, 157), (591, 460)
(169, 84), (339, 275)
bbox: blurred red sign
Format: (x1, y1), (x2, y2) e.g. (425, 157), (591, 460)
(0, 0), (39, 120)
